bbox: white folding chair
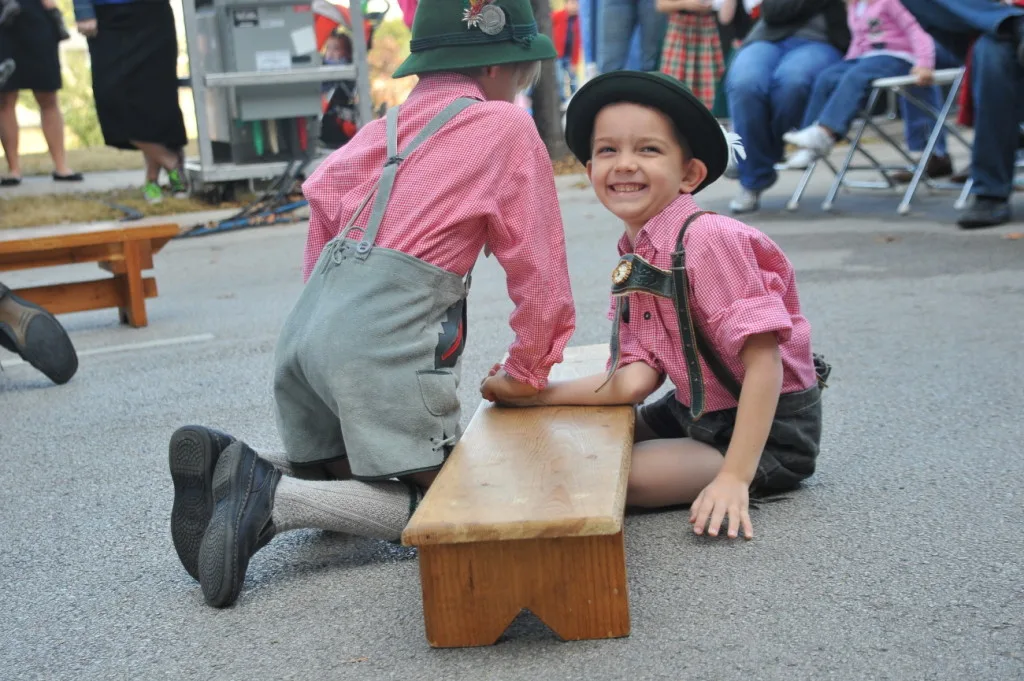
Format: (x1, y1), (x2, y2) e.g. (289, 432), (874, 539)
(787, 67), (971, 215)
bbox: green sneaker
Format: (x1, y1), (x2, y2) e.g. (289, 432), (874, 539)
(167, 167), (188, 198)
(143, 181), (163, 204)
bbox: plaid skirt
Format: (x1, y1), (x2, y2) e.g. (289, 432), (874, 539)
(660, 12), (725, 111)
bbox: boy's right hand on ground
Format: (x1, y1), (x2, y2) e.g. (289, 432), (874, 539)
(480, 367), (542, 406)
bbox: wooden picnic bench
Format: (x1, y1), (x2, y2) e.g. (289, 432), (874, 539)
(403, 344), (635, 648)
(0, 220), (181, 328)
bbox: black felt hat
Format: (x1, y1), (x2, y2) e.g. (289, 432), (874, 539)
(564, 70), (740, 194)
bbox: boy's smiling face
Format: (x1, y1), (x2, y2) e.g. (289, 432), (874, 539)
(586, 102), (707, 235)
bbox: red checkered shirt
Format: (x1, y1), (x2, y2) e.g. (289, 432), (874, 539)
(301, 73), (576, 388)
(611, 194), (817, 412)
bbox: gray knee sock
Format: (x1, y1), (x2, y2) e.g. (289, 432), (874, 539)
(271, 477), (417, 541)
(259, 451), (297, 477)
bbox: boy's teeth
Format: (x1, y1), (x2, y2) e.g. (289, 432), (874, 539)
(613, 183), (644, 192)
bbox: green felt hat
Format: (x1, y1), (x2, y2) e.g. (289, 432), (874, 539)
(393, 0), (556, 78)
(564, 70), (742, 194)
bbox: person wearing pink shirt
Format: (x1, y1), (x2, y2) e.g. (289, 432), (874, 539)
(484, 71), (829, 541)
(782, 0), (937, 157)
(166, 0), (575, 608)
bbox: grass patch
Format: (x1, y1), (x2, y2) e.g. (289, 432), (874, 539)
(0, 187), (255, 230)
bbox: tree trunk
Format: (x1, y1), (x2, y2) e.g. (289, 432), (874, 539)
(530, 0), (570, 160)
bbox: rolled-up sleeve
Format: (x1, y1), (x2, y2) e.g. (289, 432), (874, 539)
(489, 123), (576, 389)
(687, 223), (794, 359)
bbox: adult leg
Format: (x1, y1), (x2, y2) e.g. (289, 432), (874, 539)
(769, 39), (843, 147)
(637, 0), (667, 72)
(0, 90), (20, 180)
(958, 35), (1024, 229)
(33, 91), (76, 178)
(598, 0), (637, 73)
(901, 0), (1022, 38)
(578, 0), (597, 76)
(725, 40), (787, 204)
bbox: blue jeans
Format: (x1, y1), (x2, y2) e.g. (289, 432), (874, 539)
(578, 0), (598, 65)
(802, 56), (914, 136)
(901, 0), (1024, 198)
(597, 0), (665, 73)
(900, 43), (960, 156)
(555, 57), (579, 101)
(726, 37), (843, 191)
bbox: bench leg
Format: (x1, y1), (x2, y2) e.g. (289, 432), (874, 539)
(416, 532), (630, 648)
(117, 241), (149, 328)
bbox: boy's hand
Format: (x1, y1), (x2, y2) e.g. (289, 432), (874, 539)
(690, 472), (754, 539)
(480, 368), (542, 406)
(911, 66), (934, 86)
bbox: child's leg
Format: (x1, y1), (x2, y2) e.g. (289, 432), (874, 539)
(814, 55), (914, 138)
(627, 438), (724, 508)
(798, 60), (856, 131)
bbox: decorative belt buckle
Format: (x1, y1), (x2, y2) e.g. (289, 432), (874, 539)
(611, 258), (633, 285)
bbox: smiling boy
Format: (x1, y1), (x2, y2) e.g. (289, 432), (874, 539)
(482, 71), (828, 540)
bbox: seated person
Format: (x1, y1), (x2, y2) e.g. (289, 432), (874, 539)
(900, 0), (1024, 228)
(725, 0), (851, 214)
(486, 71), (830, 540)
(782, 0), (936, 161)
(321, 31), (353, 95)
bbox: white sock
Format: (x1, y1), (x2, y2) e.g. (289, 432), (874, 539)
(271, 477), (417, 541)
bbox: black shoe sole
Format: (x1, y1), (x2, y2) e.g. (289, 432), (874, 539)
(169, 427), (230, 581)
(198, 444), (252, 608)
(0, 294), (78, 385)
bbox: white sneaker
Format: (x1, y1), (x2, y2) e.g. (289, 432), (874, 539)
(776, 147), (817, 170)
(729, 188), (760, 214)
(782, 125), (834, 157)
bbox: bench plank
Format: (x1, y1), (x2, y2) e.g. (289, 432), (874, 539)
(14, 277), (158, 315)
(0, 221), (180, 254)
(403, 344), (632, 546)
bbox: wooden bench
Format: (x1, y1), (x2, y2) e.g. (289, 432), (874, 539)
(0, 220), (181, 328)
(403, 344), (635, 648)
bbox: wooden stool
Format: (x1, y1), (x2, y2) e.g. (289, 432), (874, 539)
(402, 344), (635, 647)
(0, 220), (181, 328)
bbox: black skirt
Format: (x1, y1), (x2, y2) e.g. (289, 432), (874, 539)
(0, 0), (62, 93)
(88, 1), (187, 150)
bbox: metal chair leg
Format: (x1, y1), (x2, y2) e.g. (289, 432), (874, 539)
(823, 87), (883, 212)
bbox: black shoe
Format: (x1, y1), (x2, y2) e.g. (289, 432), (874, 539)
(0, 283), (78, 384)
(169, 426), (236, 581)
(957, 196), (1012, 230)
(198, 442), (280, 608)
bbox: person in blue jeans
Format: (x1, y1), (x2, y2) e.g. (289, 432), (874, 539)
(725, 0), (851, 213)
(598, 0), (667, 72)
(898, 0), (1024, 229)
(782, 0), (935, 160)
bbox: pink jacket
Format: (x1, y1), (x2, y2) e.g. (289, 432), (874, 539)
(844, 0), (934, 69)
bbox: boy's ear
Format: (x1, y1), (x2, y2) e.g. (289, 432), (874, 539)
(585, 159), (593, 183)
(679, 158), (708, 194)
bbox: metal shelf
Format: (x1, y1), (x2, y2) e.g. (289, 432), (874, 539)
(205, 65), (358, 88)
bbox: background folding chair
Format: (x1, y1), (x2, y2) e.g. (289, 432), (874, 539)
(787, 67), (970, 214)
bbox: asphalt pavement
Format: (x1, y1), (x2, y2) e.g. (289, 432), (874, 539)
(1, 150), (1022, 681)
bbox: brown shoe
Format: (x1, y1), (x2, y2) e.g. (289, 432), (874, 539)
(890, 154), (955, 184)
(0, 284), (78, 384)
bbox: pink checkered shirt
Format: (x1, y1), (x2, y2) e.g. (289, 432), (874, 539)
(611, 194), (817, 412)
(301, 73), (576, 388)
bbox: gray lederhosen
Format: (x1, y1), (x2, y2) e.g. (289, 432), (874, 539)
(273, 98), (477, 480)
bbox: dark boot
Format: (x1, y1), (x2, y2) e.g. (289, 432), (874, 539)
(890, 154), (954, 184)
(957, 196), (1011, 230)
(198, 442), (281, 608)
(0, 283), (78, 384)
(169, 426), (236, 581)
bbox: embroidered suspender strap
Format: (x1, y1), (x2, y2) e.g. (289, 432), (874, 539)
(350, 97), (478, 260)
(671, 211), (743, 419)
